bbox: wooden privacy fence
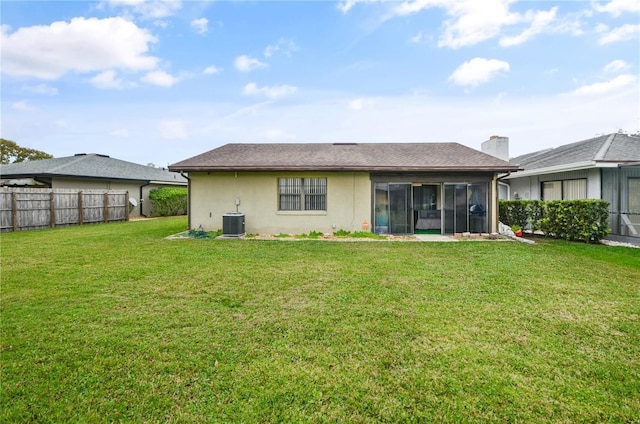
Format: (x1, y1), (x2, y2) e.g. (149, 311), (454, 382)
(0, 188), (129, 232)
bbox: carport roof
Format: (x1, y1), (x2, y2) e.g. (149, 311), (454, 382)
(1, 153), (187, 184)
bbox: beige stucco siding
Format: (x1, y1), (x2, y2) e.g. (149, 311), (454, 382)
(189, 171), (372, 234)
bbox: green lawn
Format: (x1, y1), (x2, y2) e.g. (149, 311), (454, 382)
(1, 217), (639, 423)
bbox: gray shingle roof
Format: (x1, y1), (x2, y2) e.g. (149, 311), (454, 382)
(510, 133), (640, 170)
(169, 142), (519, 172)
(1, 153), (187, 184)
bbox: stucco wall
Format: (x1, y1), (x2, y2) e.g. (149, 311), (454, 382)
(188, 171), (372, 234)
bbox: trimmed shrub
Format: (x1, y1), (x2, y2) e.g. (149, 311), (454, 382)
(500, 199), (610, 243)
(540, 200), (610, 243)
(527, 200), (544, 232)
(499, 200), (530, 229)
(148, 187), (188, 216)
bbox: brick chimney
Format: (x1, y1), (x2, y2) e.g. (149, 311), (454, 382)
(481, 135), (509, 161)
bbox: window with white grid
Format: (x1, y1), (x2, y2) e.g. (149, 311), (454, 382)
(278, 178), (327, 211)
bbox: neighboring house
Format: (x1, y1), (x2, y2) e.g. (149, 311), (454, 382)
(168, 142), (519, 236)
(491, 133), (640, 241)
(1, 153), (187, 217)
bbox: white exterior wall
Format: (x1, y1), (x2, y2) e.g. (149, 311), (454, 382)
(586, 168), (601, 199)
(506, 168), (601, 200)
(188, 171), (372, 234)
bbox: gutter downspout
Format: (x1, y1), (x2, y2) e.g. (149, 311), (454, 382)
(181, 172), (192, 230)
(617, 164), (622, 236)
(492, 172), (513, 233)
(497, 172), (512, 200)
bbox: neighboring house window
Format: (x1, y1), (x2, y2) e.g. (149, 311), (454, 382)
(542, 181), (562, 200)
(627, 178), (640, 234)
(629, 179), (640, 213)
(542, 179), (586, 200)
(278, 178), (327, 211)
(563, 179), (587, 200)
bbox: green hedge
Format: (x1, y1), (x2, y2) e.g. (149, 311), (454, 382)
(499, 199), (610, 243)
(149, 187), (188, 216)
(499, 200), (544, 232)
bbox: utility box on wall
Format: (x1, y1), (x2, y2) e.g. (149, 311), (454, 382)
(222, 212), (245, 237)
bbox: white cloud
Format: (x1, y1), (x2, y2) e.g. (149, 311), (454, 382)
(110, 128), (130, 138)
(604, 60), (630, 74)
(191, 17), (208, 35)
(394, 0), (444, 16)
(1, 17), (158, 80)
(595, 23), (608, 33)
(203, 65), (221, 75)
(593, 0), (640, 17)
(499, 7), (557, 47)
(11, 100), (35, 111)
(234, 55), (268, 72)
(438, 1), (520, 48)
(571, 74), (637, 96)
(153, 20), (170, 29)
(102, 0), (182, 19)
(348, 98), (374, 110)
(263, 38), (299, 58)
(408, 31), (430, 43)
(392, 0), (521, 49)
(91, 70), (125, 89)
(141, 70), (178, 87)
(337, 0), (380, 14)
(242, 82), (298, 99)
(23, 84), (58, 95)
(159, 119), (188, 140)
(598, 24), (640, 44)
(449, 58), (510, 87)
(392, 0), (574, 48)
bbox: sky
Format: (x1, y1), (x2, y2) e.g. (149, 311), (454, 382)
(1, 0), (639, 168)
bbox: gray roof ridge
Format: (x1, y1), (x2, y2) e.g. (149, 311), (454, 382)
(47, 154), (91, 173)
(593, 133), (616, 161)
(512, 147), (554, 162)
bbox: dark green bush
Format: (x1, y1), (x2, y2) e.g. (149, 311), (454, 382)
(540, 200), (610, 243)
(527, 200), (544, 232)
(499, 200), (528, 228)
(500, 199), (610, 243)
(148, 187), (188, 216)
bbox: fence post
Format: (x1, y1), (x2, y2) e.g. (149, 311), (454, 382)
(104, 192), (109, 223)
(50, 191), (56, 228)
(78, 191), (83, 225)
(125, 191), (130, 221)
(12, 191), (18, 232)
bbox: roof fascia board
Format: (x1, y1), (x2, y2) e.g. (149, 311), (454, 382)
(170, 166), (520, 173)
(504, 161), (596, 178)
(595, 162), (622, 168)
(148, 180), (187, 185)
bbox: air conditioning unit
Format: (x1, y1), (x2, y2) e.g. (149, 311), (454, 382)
(222, 213), (245, 237)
